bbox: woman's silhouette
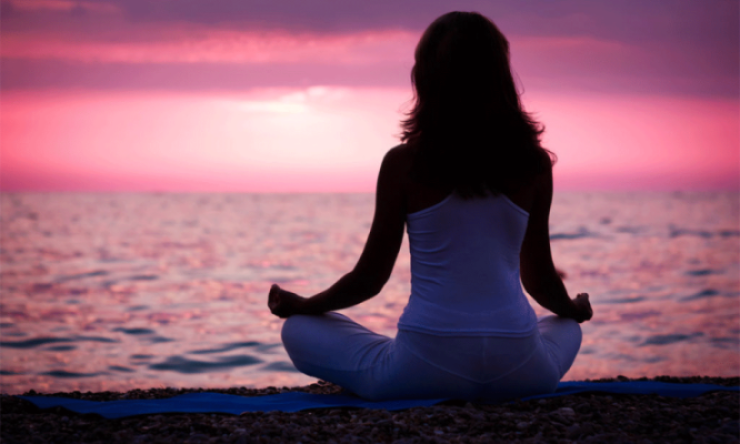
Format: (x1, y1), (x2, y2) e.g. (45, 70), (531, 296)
(268, 11), (592, 402)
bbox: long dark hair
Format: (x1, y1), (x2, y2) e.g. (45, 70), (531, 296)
(401, 11), (554, 197)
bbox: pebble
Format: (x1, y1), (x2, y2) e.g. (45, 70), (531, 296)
(0, 376), (737, 443)
(566, 423), (581, 439)
(556, 407), (575, 416)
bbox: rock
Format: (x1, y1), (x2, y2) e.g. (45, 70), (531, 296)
(557, 407), (575, 416)
(579, 422), (595, 436)
(719, 421), (739, 436)
(567, 423), (581, 439)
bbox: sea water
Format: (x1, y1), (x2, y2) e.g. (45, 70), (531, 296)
(0, 192), (738, 394)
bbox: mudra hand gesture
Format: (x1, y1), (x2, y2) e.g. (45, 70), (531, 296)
(572, 293), (593, 323)
(268, 284), (306, 318)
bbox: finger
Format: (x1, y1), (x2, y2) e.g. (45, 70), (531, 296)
(268, 289), (280, 311)
(270, 285), (282, 299)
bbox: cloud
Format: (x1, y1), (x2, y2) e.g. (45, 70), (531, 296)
(3, 0), (119, 14)
(1, 29), (415, 65)
(0, 0), (737, 97)
(4, 0), (735, 45)
(0, 58), (412, 90)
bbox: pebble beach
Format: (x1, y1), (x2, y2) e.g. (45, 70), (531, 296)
(2, 376), (738, 443)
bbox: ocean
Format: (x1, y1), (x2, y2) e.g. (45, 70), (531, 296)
(0, 192), (738, 394)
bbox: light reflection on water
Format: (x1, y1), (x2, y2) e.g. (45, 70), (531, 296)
(0, 192), (738, 394)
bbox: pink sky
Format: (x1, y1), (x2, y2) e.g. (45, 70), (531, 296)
(1, 0), (738, 192)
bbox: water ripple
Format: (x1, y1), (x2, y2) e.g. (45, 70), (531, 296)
(601, 296), (646, 304)
(550, 228), (597, 241)
(681, 289), (721, 301)
(112, 327), (156, 335)
(0, 336), (119, 349)
(40, 370), (104, 378)
(54, 270), (108, 283)
(669, 228), (713, 239)
(127, 274), (158, 281)
(189, 341), (261, 355)
(148, 336), (174, 344)
(108, 365), (135, 373)
(261, 361), (299, 372)
(149, 355), (263, 374)
(614, 226), (644, 234)
(640, 332), (704, 346)
(74, 336), (119, 343)
(669, 227), (740, 239)
(1, 337), (73, 349)
(45, 345), (77, 351)
(685, 269), (723, 276)
(619, 310), (660, 321)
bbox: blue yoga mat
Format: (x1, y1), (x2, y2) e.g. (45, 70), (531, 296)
(20, 392), (443, 418)
(20, 381), (738, 419)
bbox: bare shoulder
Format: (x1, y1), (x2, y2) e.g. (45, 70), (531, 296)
(379, 144), (414, 177)
(383, 144), (414, 165)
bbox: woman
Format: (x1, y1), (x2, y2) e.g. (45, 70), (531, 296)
(267, 11), (593, 402)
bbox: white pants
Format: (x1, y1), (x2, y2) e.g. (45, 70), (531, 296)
(282, 312), (581, 402)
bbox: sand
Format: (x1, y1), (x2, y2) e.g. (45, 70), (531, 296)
(1, 376), (738, 443)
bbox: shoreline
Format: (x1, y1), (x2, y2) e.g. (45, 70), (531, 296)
(2, 376), (738, 443)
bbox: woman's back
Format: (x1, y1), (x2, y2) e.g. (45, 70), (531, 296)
(399, 191), (538, 335)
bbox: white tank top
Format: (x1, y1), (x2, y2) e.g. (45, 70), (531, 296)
(397, 192), (538, 336)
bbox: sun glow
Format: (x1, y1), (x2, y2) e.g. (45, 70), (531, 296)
(2, 85), (737, 192)
(0, 87), (410, 192)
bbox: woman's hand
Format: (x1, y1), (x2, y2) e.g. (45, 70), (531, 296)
(571, 293), (593, 323)
(268, 284), (307, 318)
